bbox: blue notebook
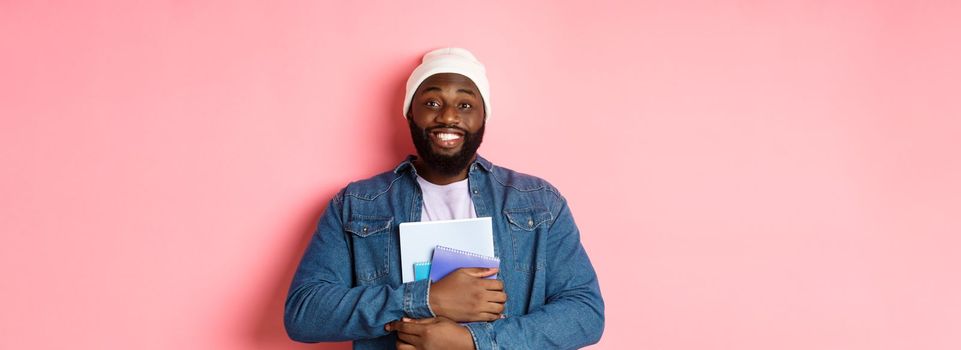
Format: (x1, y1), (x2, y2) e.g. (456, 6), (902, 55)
(413, 262), (431, 281)
(429, 245), (500, 282)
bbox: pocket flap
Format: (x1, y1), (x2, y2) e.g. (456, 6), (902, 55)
(504, 207), (553, 231)
(345, 215), (392, 237)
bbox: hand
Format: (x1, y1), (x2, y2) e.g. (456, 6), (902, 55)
(387, 317), (475, 350)
(429, 267), (506, 322)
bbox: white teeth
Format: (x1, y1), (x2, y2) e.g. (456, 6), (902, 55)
(437, 133), (461, 141)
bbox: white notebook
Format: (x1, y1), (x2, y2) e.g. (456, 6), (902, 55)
(398, 217), (495, 283)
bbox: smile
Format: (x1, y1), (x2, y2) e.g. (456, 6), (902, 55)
(429, 129), (465, 149)
(436, 132), (461, 141)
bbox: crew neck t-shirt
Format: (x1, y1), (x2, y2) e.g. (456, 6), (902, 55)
(416, 175), (477, 222)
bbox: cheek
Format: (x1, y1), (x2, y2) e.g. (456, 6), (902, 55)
(409, 108), (434, 126)
(464, 112), (485, 129)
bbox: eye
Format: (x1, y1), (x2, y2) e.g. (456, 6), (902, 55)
(458, 103), (472, 110)
(425, 100), (440, 108)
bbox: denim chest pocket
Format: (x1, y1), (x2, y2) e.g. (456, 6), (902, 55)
(504, 207), (552, 273)
(345, 215), (392, 283)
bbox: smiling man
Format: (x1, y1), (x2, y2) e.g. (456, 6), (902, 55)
(284, 48), (604, 350)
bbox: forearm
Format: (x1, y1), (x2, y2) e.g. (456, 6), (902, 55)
(464, 279), (604, 350)
(283, 193), (434, 343)
(285, 277), (432, 342)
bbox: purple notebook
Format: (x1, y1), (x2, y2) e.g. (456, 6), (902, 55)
(429, 245), (500, 282)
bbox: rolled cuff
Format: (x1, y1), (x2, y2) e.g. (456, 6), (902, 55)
(464, 322), (496, 350)
(402, 278), (435, 319)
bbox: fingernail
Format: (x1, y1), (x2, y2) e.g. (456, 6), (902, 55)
(402, 317), (411, 322)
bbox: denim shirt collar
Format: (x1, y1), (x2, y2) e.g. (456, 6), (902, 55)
(392, 154), (494, 175)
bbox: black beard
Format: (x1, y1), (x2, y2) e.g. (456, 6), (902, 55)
(408, 119), (485, 177)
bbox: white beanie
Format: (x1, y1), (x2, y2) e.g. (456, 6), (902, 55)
(403, 47), (491, 120)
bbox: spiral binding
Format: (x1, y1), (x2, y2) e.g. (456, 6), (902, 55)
(434, 245), (499, 262)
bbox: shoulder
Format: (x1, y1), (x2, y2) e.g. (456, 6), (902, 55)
(337, 155), (421, 202)
(339, 169), (407, 202)
(487, 162), (564, 204)
(489, 162), (558, 192)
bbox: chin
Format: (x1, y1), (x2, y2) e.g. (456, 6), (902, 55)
(432, 148), (463, 157)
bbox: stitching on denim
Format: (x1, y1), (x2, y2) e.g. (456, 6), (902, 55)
(403, 282), (411, 315)
(385, 223), (392, 284)
(488, 165), (562, 197)
(466, 324), (481, 350)
(425, 281), (436, 317)
(410, 180), (421, 222)
(346, 216), (392, 281)
(489, 166), (550, 193)
(475, 157), (493, 172)
(392, 157), (415, 173)
(510, 231), (540, 274)
(349, 214), (392, 220)
(487, 322), (496, 349)
(344, 173), (406, 201)
(344, 216), (392, 236)
(503, 207), (550, 274)
(503, 207), (553, 231)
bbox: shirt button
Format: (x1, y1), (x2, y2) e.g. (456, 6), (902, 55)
(528, 219), (534, 228)
(473, 190), (478, 194)
(362, 227), (368, 233)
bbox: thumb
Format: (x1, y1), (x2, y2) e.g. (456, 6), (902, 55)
(404, 317), (438, 324)
(461, 267), (499, 278)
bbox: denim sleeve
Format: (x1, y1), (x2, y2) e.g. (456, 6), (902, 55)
(284, 192), (434, 343)
(465, 196), (605, 349)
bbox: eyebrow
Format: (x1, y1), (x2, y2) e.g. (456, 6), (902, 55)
(422, 86), (476, 96)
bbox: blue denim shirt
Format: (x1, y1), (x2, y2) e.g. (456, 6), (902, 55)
(285, 155), (604, 349)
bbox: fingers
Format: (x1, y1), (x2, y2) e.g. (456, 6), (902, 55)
(396, 342), (416, 350)
(432, 268), (508, 322)
(486, 300), (505, 314)
(485, 290), (507, 303)
(388, 318), (431, 334)
(396, 330), (420, 344)
(477, 300), (504, 317)
(394, 318), (432, 335)
(385, 319), (406, 332)
(461, 267), (499, 278)
(404, 317), (437, 324)
(480, 278), (504, 291)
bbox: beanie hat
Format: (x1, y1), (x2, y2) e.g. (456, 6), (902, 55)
(403, 47), (491, 120)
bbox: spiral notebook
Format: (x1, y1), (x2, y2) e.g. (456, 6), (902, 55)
(429, 245), (500, 282)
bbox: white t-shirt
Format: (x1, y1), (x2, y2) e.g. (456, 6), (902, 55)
(416, 175), (477, 222)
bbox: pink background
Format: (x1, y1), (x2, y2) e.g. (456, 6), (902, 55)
(2, 1), (959, 349)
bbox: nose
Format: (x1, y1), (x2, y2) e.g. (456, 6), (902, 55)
(435, 104), (460, 125)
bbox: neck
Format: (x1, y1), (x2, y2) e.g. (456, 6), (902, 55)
(413, 155), (476, 185)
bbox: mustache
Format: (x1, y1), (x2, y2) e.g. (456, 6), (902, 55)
(424, 125), (469, 134)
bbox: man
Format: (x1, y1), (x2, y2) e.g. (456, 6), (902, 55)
(285, 48), (604, 350)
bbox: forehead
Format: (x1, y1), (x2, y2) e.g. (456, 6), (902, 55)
(416, 73), (479, 95)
